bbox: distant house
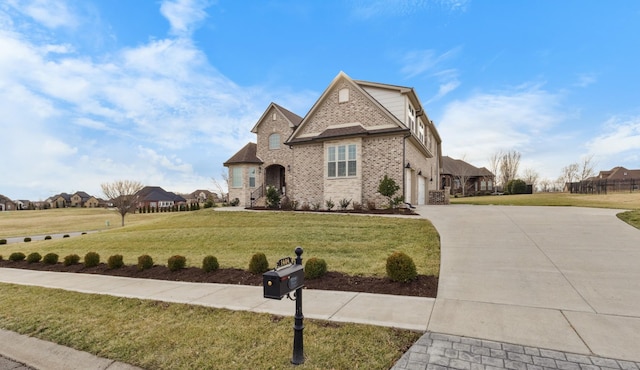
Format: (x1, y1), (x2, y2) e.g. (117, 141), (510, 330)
(48, 193), (71, 208)
(224, 71), (443, 208)
(569, 166), (640, 193)
(136, 186), (186, 209)
(0, 194), (16, 211)
(185, 189), (218, 205)
(15, 200), (32, 210)
(70, 191), (92, 207)
(441, 156), (495, 196)
(84, 196), (100, 208)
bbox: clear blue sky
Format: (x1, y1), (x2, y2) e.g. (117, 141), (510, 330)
(1, 0), (639, 200)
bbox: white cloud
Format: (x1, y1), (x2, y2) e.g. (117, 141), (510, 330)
(138, 147), (193, 173)
(350, 0), (468, 19)
(575, 73), (597, 88)
(587, 116), (640, 164)
(400, 47), (462, 102)
(160, 0), (210, 37)
(437, 85), (566, 177)
(7, 0), (78, 29)
(0, 1), (270, 200)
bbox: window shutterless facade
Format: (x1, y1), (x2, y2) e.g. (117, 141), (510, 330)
(249, 167), (256, 188)
(232, 167), (242, 188)
(327, 144), (356, 178)
(269, 133), (280, 149)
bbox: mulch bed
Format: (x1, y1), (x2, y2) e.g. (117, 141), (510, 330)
(0, 261), (437, 298)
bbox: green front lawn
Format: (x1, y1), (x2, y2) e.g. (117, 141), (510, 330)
(0, 284), (419, 369)
(1, 209), (440, 277)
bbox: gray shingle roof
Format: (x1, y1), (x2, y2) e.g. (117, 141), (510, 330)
(223, 142), (262, 165)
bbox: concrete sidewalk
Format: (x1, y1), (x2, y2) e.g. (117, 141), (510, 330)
(418, 205), (640, 362)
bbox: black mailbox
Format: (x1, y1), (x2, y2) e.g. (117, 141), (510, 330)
(263, 263), (305, 300)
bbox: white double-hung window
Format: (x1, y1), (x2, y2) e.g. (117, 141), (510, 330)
(327, 144), (356, 178)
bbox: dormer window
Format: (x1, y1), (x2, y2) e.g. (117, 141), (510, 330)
(269, 133), (281, 149)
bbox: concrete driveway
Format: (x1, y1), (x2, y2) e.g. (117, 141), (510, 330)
(417, 205), (640, 361)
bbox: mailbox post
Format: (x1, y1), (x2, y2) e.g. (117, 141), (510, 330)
(291, 247), (304, 365)
(262, 247), (305, 365)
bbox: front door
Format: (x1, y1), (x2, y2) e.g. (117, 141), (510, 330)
(265, 165), (286, 194)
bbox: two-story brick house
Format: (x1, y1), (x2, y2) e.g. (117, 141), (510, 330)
(224, 72), (442, 208)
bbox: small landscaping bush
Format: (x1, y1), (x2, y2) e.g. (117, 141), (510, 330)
(248, 252), (269, 274)
(107, 255), (124, 269)
(0, 255), (3, 261)
(9, 252), (26, 262)
(386, 251), (417, 283)
(325, 199), (335, 211)
(26, 252), (42, 263)
(23, 237), (31, 243)
(365, 199), (377, 210)
(311, 202), (321, 211)
(202, 255), (219, 273)
(229, 198), (240, 206)
(63, 254), (80, 266)
(43, 253), (59, 265)
(44, 235), (52, 240)
(352, 201), (363, 211)
(0, 239), (6, 245)
(84, 252), (100, 268)
(137, 255), (154, 271)
(304, 257), (327, 279)
(63, 234), (70, 238)
(339, 198), (351, 210)
(168, 255), (186, 271)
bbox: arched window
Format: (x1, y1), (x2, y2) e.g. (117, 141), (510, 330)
(269, 133), (280, 149)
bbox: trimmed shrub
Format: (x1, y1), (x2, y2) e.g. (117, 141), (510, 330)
(304, 257), (327, 280)
(248, 252), (269, 274)
(202, 255), (219, 273)
(167, 255), (186, 271)
(9, 252), (26, 262)
(26, 252), (42, 263)
(63, 234), (70, 238)
(137, 255), (154, 271)
(84, 252), (100, 267)
(0, 255), (2, 261)
(506, 179), (528, 194)
(23, 237), (31, 242)
(107, 255), (124, 269)
(0, 239), (6, 245)
(44, 235), (52, 240)
(386, 251), (417, 283)
(63, 254), (80, 266)
(265, 186), (280, 209)
(43, 253), (59, 265)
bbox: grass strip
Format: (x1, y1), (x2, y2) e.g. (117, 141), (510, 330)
(450, 192), (640, 209)
(0, 283), (419, 369)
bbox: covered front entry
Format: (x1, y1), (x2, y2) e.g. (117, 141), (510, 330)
(265, 164), (286, 195)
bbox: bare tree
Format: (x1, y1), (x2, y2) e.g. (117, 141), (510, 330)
(578, 155), (596, 181)
(538, 178), (552, 192)
(488, 151), (503, 188)
(452, 155), (475, 197)
(212, 171), (229, 202)
(499, 150), (521, 187)
(101, 180), (144, 227)
(560, 163), (579, 185)
(522, 168), (540, 191)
